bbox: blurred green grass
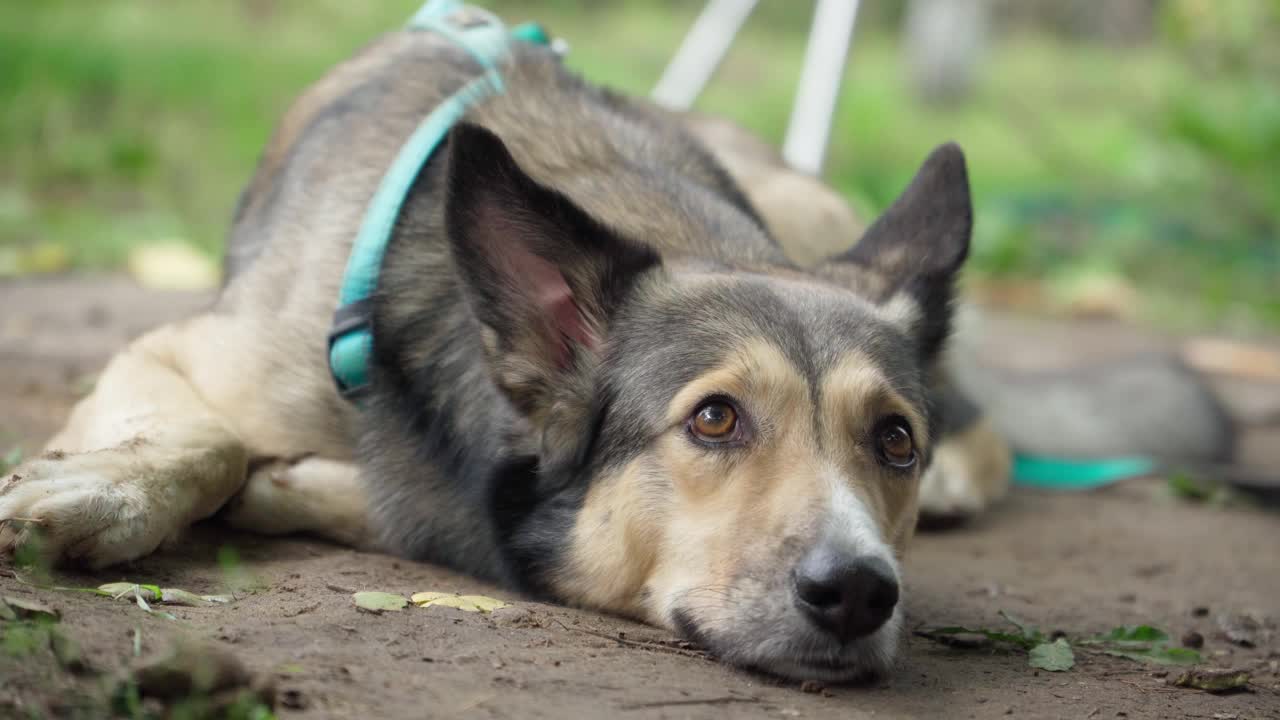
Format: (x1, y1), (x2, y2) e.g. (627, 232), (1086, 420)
(1, 0), (1277, 333)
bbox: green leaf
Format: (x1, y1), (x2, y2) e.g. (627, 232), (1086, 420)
(1167, 472), (1217, 502)
(129, 585), (176, 620)
(1028, 639), (1075, 672)
(1103, 646), (1201, 665)
(352, 591), (408, 613)
(999, 609), (1042, 642)
(1102, 624), (1169, 644)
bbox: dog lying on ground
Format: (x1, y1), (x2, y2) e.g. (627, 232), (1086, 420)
(1, 8), (1230, 682)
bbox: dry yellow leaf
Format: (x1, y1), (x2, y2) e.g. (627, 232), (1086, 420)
(127, 241), (220, 290)
(410, 592), (508, 613)
(352, 591), (408, 613)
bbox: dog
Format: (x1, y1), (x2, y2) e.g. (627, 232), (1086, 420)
(1, 9), (1021, 682)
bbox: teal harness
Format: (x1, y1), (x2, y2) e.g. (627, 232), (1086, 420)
(327, 1), (1154, 492)
(327, 0), (551, 400)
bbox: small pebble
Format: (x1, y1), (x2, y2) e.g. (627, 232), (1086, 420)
(1181, 631), (1204, 649)
(799, 680), (823, 694)
(1192, 606), (1210, 618)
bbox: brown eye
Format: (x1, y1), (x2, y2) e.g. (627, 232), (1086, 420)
(691, 401), (738, 442)
(877, 422), (915, 468)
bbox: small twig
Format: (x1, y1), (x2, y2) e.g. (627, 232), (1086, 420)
(325, 583), (355, 594)
(550, 619), (709, 660)
(619, 696), (760, 710)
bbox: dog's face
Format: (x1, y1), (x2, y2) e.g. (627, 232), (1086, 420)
(445, 124), (970, 681)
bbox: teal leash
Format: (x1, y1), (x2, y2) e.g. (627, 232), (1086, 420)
(327, 0), (553, 399)
(1011, 453), (1157, 490)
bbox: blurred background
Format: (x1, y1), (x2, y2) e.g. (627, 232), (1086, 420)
(1, 0), (1277, 335)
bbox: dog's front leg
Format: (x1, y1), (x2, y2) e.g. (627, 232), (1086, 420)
(0, 318), (249, 568)
(223, 456), (369, 548)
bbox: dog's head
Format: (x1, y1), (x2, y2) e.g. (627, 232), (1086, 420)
(444, 123), (971, 681)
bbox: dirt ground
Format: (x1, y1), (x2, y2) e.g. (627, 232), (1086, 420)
(2, 277), (1279, 719)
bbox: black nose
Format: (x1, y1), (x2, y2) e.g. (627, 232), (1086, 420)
(793, 547), (899, 641)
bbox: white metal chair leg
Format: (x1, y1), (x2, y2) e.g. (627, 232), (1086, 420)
(651, 0), (759, 112)
(782, 0), (860, 176)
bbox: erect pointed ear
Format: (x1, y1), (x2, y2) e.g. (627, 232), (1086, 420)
(834, 142), (972, 361)
(444, 123), (660, 423)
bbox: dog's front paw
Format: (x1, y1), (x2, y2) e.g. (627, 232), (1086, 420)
(917, 422), (1012, 523)
(917, 455), (987, 519)
(0, 449), (186, 568)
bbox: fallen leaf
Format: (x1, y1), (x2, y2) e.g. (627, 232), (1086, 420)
(129, 585), (176, 620)
(127, 241), (220, 291)
(914, 625), (1036, 650)
(1099, 625), (1169, 644)
(411, 592), (508, 613)
(100, 582), (155, 600)
(998, 609), (1041, 642)
(159, 588), (212, 607)
(1171, 668), (1251, 694)
(2, 596), (60, 622)
(1029, 639), (1075, 672)
(17, 242), (71, 275)
(352, 591), (408, 613)
(1103, 646), (1201, 665)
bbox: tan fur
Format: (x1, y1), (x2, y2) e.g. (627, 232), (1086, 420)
(558, 341), (926, 631)
(818, 352), (927, 552)
(0, 321), (249, 567)
(223, 457), (369, 548)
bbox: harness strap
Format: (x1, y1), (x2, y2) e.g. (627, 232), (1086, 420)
(328, 0), (552, 400)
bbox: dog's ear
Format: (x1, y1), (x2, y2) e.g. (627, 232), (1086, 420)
(444, 123), (660, 423)
(831, 142), (971, 361)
